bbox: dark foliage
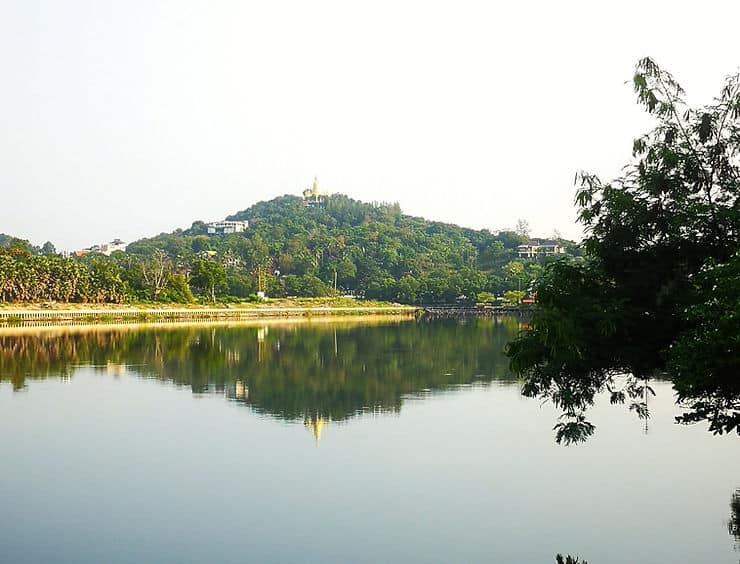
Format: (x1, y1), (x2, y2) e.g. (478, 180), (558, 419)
(555, 555), (589, 564)
(507, 58), (740, 442)
(729, 489), (740, 545)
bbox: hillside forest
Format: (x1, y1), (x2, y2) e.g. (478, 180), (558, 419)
(0, 195), (577, 305)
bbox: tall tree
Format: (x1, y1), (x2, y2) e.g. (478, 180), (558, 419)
(191, 259), (227, 302)
(141, 249), (171, 301)
(507, 58), (740, 443)
(516, 219), (531, 239)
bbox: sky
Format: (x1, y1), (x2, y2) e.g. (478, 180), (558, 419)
(2, 0), (740, 250)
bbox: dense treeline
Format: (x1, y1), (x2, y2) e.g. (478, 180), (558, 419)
(0, 248), (128, 303)
(0, 195), (576, 304)
(507, 58), (740, 442)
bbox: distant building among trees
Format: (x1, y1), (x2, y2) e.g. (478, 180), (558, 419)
(74, 238), (127, 257)
(207, 220), (249, 235)
(516, 239), (566, 259)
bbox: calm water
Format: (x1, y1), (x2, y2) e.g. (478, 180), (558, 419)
(1, 317), (738, 563)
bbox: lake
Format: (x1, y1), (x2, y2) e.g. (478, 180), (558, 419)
(1, 317), (738, 563)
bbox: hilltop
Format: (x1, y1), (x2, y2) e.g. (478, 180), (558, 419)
(0, 192), (577, 304)
(123, 193), (577, 303)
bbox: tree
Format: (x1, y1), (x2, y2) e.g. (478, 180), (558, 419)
(141, 249), (171, 301)
(83, 257), (129, 303)
(668, 256), (740, 432)
(0, 234), (37, 254)
(503, 290), (525, 305)
(476, 291), (495, 304)
(506, 58), (740, 443)
(40, 241), (57, 256)
(162, 273), (195, 303)
(504, 260), (525, 292)
(191, 259), (227, 302)
(516, 218), (531, 239)
(396, 275), (420, 303)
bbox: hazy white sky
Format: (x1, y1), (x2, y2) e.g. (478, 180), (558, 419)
(2, 0), (739, 250)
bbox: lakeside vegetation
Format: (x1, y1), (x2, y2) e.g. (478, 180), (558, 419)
(0, 197), (576, 306)
(507, 58), (740, 443)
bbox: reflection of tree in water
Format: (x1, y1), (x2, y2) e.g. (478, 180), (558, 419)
(0, 317), (520, 423)
(555, 555), (588, 564)
(729, 489), (740, 550)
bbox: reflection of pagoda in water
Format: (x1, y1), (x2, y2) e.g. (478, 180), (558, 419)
(304, 414), (328, 447)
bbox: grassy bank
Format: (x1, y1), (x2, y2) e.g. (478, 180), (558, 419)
(0, 298), (419, 324)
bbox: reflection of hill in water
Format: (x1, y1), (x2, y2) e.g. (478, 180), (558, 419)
(0, 318), (520, 422)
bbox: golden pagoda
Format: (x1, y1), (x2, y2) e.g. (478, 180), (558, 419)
(302, 176), (328, 206)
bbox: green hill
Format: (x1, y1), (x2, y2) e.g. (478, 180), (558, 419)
(124, 193), (576, 303)
(0, 193), (577, 304)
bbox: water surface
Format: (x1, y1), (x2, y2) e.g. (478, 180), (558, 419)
(1, 318), (738, 563)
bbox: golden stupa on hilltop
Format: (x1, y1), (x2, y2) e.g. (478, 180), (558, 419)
(302, 176), (328, 205)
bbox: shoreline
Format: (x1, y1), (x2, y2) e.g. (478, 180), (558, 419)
(0, 304), (419, 324)
(0, 314), (417, 335)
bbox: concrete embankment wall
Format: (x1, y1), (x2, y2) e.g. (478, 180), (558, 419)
(0, 307), (418, 324)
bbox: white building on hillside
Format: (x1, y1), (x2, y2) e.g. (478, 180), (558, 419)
(74, 238), (127, 257)
(207, 220), (249, 235)
(517, 239), (566, 259)
(100, 239), (127, 255)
